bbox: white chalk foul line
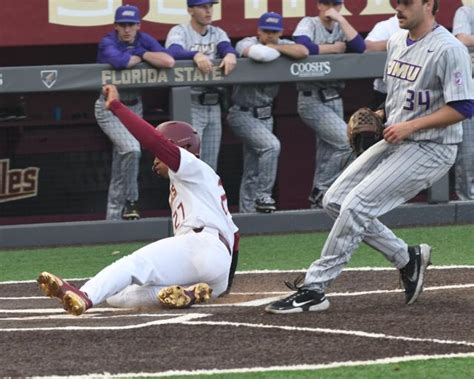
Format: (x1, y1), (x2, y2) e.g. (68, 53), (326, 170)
(2, 283), (473, 302)
(194, 283), (474, 307)
(183, 319), (474, 347)
(28, 352), (474, 378)
(1, 265), (472, 285)
(0, 313), (210, 332)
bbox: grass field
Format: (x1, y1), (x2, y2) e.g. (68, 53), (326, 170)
(1, 224), (473, 378)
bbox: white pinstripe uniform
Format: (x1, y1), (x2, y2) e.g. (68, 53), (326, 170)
(166, 23), (231, 170)
(452, 5), (474, 200)
(80, 149), (238, 308)
(304, 25), (473, 291)
(293, 17), (353, 194)
(95, 92), (142, 220)
(227, 37), (294, 212)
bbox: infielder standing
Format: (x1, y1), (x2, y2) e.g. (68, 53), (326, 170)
(452, 2), (474, 200)
(227, 12), (308, 213)
(165, 0), (237, 170)
(38, 84), (240, 316)
(95, 5), (175, 220)
(292, 0), (365, 209)
(267, 0), (473, 313)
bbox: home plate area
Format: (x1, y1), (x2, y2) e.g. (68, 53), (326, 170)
(1, 268), (473, 377)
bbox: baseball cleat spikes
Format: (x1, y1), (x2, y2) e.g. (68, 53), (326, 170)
(158, 283), (212, 309)
(37, 271), (92, 316)
(37, 272), (64, 298)
(63, 291), (90, 316)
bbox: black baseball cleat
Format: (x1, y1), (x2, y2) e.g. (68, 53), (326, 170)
(265, 288), (330, 314)
(122, 200), (140, 220)
(308, 188), (325, 209)
(399, 244), (432, 305)
(255, 196), (277, 213)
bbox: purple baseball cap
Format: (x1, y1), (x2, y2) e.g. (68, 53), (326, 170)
(258, 12), (283, 32)
(187, 0), (219, 6)
(319, 0), (344, 4)
(114, 4), (141, 24)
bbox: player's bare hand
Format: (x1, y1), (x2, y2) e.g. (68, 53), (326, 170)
(194, 52), (213, 74)
(219, 53), (237, 76)
(325, 8), (343, 23)
(383, 122), (414, 144)
(103, 85), (120, 109)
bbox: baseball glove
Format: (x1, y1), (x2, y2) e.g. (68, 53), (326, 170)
(347, 107), (383, 156)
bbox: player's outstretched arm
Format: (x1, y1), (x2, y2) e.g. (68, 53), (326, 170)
(103, 85), (180, 170)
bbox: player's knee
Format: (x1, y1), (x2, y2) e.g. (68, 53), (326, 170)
(271, 138), (281, 154)
(322, 198), (340, 218)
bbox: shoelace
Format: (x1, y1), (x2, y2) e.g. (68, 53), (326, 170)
(284, 273), (305, 291)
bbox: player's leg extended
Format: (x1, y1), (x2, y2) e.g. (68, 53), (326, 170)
(455, 118), (474, 200)
(82, 231), (230, 308)
(305, 141), (457, 292)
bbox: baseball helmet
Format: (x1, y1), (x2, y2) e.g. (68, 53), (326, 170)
(156, 121), (201, 155)
(187, 0), (219, 7)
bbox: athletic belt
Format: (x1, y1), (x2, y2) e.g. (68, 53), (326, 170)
(122, 98), (139, 106)
(193, 227), (231, 255)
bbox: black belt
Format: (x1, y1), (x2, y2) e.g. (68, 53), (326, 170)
(237, 106), (270, 112)
(193, 227), (231, 255)
(237, 106), (251, 112)
(302, 91), (313, 97)
(122, 98), (139, 106)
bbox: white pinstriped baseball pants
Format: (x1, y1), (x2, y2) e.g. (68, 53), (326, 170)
(297, 92), (353, 192)
(95, 96), (142, 220)
(191, 100), (222, 171)
(227, 107), (281, 213)
(304, 140), (457, 291)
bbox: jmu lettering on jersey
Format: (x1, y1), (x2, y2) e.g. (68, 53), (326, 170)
(387, 60), (422, 82)
(190, 43), (216, 55)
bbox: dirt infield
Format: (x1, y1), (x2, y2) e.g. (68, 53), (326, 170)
(1, 267), (473, 377)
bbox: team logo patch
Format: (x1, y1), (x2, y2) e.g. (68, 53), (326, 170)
(41, 70), (58, 89)
(454, 71), (464, 86)
(265, 17), (279, 24)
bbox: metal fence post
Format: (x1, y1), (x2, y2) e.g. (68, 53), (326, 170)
(170, 86), (192, 124)
(427, 173), (450, 203)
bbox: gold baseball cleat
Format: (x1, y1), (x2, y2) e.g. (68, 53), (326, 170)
(158, 283), (212, 309)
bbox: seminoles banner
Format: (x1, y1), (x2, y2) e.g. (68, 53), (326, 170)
(1, 0), (464, 47)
